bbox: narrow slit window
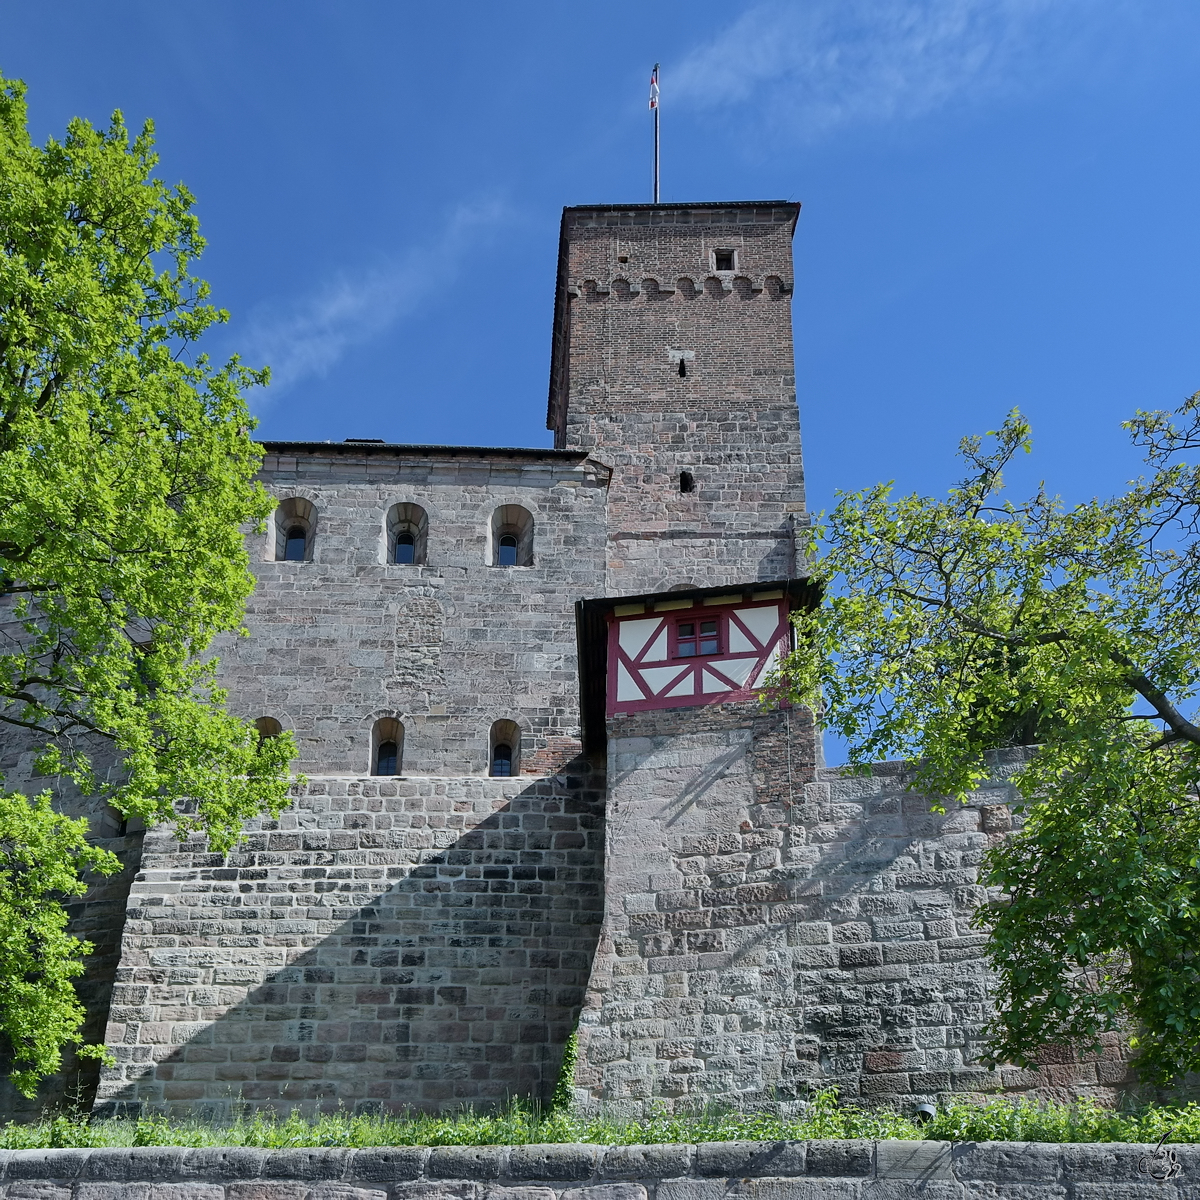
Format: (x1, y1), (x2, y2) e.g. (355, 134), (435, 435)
(375, 740), (398, 776)
(714, 249), (734, 271)
(491, 742), (513, 777)
(497, 534), (518, 567)
(677, 358), (687, 377)
(680, 470), (695, 493)
(394, 532), (416, 564)
(283, 526), (307, 561)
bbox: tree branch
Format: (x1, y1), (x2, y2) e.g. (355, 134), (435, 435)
(1109, 650), (1200, 747)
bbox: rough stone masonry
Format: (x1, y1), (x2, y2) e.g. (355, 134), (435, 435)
(0, 200), (1131, 1120)
(0, 1139), (1194, 1200)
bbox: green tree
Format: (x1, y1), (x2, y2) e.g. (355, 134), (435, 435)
(0, 74), (296, 1093)
(0, 791), (121, 1097)
(782, 399), (1200, 1085)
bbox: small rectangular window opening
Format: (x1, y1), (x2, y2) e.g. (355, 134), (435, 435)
(679, 470), (695, 493)
(677, 358), (687, 377)
(676, 617), (720, 658)
(714, 249), (735, 271)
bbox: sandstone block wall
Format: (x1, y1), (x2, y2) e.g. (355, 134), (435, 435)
(94, 765), (604, 1117)
(575, 717), (1133, 1116)
(218, 448), (609, 777)
(0, 1140), (1194, 1200)
(549, 204), (807, 597)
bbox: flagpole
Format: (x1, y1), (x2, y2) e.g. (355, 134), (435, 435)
(652, 63), (662, 204)
(652, 101), (662, 204)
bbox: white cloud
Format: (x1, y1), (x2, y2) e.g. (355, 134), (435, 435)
(241, 200), (508, 400)
(671, 0), (1138, 140)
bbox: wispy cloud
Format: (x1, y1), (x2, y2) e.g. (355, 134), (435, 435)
(672, 0), (1138, 141)
(240, 200), (508, 400)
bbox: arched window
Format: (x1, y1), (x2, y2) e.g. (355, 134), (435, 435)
(489, 719), (521, 777)
(490, 505), (534, 567)
(255, 716), (282, 740)
(492, 743), (513, 777)
(386, 502), (428, 565)
(371, 717), (404, 776)
(275, 497), (316, 562)
(284, 527), (307, 561)
(376, 740), (398, 775)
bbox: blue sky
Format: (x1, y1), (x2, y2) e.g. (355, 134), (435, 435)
(5, 0), (1200, 518)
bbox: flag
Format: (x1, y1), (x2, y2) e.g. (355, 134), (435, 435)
(649, 64), (659, 111)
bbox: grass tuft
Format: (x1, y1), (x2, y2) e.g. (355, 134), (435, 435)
(4, 1091), (1200, 1149)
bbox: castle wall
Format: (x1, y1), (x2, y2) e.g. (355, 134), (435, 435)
(549, 205), (807, 596)
(574, 717), (1132, 1116)
(6, 199), (1119, 1121)
(215, 449), (609, 776)
(94, 764), (604, 1117)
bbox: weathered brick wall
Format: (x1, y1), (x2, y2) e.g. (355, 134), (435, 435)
(94, 764), (604, 1117)
(216, 448), (609, 777)
(0, 1140), (1193, 1199)
(574, 710), (1133, 1116)
(550, 204), (807, 596)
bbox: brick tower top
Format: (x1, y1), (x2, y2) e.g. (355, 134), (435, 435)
(546, 202), (806, 596)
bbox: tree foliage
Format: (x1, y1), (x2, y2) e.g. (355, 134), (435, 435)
(782, 399), (1200, 1084)
(0, 74), (297, 1091)
(0, 791), (120, 1096)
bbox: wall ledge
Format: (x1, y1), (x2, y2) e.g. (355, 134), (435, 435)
(0, 1139), (1192, 1194)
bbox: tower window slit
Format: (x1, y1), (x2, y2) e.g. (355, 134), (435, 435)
(680, 470), (695, 493)
(498, 534), (518, 566)
(678, 358), (687, 377)
(492, 743), (513, 776)
(395, 532), (416, 564)
(284, 526), (307, 561)
(375, 740), (398, 776)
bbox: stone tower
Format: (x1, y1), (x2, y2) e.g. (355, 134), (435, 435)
(548, 203), (807, 594)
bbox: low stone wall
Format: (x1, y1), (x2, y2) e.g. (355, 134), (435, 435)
(0, 1140), (1194, 1199)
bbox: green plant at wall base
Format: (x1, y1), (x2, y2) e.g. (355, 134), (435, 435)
(0, 791), (120, 1097)
(0, 73), (299, 1090)
(6, 1093), (1200, 1147)
(551, 1029), (579, 1110)
(777, 402), (1200, 1084)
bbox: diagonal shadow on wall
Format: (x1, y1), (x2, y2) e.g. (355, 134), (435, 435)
(93, 757), (605, 1119)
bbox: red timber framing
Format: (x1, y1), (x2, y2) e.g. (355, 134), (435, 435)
(606, 592), (790, 715)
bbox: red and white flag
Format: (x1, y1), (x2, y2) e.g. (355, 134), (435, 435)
(649, 64), (659, 110)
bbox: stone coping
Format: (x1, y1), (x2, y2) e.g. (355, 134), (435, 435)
(0, 1140), (1195, 1196)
